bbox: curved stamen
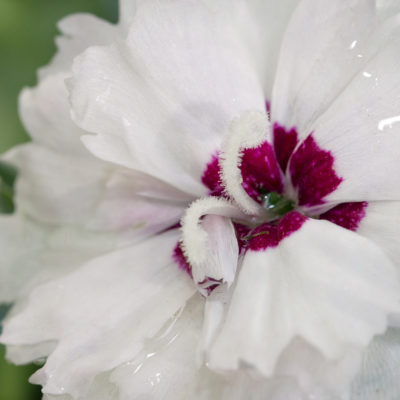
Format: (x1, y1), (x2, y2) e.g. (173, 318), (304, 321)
(219, 110), (271, 217)
(180, 197), (246, 295)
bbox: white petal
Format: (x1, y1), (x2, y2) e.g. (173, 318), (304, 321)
(39, 13), (119, 79)
(208, 218), (400, 377)
(309, 31), (400, 202)
(351, 328), (400, 399)
(180, 197), (245, 295)
(8, 143), (186, 236)
(0, 230), (195, 398)
(272, 0), (377, 134)
(357, 201), (400, 267)
(69, 0), (265, 196)
(377, 0), (400, 21)
(19, 73), (90, 156)
(0, 214), (47, 302)
(276, 338), (361, 400)
(109, 294), (213, 400)
(193, 215), (239, 293)
(272, 0), (400, 202)
(235, 0), (300, 97)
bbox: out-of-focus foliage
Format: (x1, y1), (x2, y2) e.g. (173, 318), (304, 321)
(0, 1), (118, 399)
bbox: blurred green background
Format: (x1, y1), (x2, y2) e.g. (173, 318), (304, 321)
(0, 1), (118, 399)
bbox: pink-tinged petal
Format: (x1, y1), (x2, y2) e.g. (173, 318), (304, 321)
(6, 144), (186, 237)
(272, 0), (377, 136)
(69, 0), (265, 197)
(273, 123), (298, 172)
(208, 217), (400, 378)
(0, 231), (195, 398)
(351, 328), (400, 399)
(289, 134), (343, 207)
(241, 141), (283, 203)
(320, 202), (368, 232)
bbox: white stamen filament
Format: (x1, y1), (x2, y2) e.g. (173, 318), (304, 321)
(219, 110), (271, 216)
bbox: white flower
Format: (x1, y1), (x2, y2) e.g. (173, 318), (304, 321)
(1, 0), (400, 399)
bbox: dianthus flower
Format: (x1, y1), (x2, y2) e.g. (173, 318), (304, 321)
(2, 1), (400, 399)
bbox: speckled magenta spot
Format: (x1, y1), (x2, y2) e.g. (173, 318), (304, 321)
(247, 211), (307, 251)
(173, 242), (192, 278)
(201, 153), (225, 197)
(273, 123), (298, 172)
(290, 134), (343, 207)
(241, 141), (283, 203)
(320, 202), (368, 231)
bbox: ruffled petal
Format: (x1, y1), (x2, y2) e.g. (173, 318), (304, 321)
(19, 72), (90, 156)
(69, 0), (265, 196)
(208, 217), (400, 379)
(0, 230), (195, 399)
(39, 13), (119, 79)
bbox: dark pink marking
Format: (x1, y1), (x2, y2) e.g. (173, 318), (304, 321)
(173, 242), (193, 278)
(234, 222), (252, 254)
(198, 277), (223, 296)
(290, 134), (343, 206)
(247, 211), (307, 251)
(241, 141), (283, 203)
(266, 101), (271, 121)
(273, 123), (298, 172)
(320, 202), (368, 232)
(201, 153), (225, 197)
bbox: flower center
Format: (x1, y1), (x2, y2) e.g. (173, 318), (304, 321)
(175, 109), (368, 294)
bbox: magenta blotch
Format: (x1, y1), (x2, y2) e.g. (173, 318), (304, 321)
(201, 153), (225, 197)
(173, 242), (193, 278)
(273, 123), (298, 172)
(247, 211), (307, 251)
(320, 202), (368, 231)
(240, 141), (283, 203)
(290, 134), (343, 206)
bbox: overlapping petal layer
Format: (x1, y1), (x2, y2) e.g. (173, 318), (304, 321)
(69, 0), (266, 196)
(1, 231), (195, 398)
(208, 217), (400, 377)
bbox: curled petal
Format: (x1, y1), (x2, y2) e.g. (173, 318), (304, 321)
(180, 197), (245, 295)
